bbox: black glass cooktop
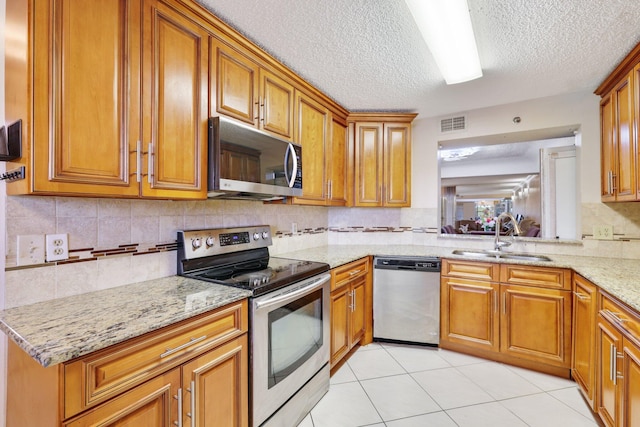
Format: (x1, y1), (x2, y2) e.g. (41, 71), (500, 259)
(185, 255), (329, 296)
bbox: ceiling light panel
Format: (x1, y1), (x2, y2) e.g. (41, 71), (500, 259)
(405, 0), (482, 84)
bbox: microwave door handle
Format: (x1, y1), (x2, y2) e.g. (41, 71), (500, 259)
(283, 143), (298, 188)
(254, 274), (330, 310)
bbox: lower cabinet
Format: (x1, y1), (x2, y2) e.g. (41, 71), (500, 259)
(330, 257), (371, 369)
(440, 259), (572, 376)
(596, 291), (640, 427)
(8, 300), (249, 427)
(572, 274), (598, 409)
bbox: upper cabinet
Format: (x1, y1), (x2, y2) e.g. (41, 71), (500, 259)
(291, 92), (348, 206)
(349, 113), (416, 207)
(6, 0), (209, 199)
(596, 42), (640, 202)
(211, 38), (294, 140)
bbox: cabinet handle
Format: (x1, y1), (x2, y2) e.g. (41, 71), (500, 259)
(610, 343), (617, 384)
(351, 289), (356, 312)
(147, 142), (154, 184)
(604, 309), (629, 324)
(573, 291), (590, 301)
(160, 335), (207, 358)
(349, 270), (362, 276)
(186, 380), (195, 427)
(174, 388), (183, 427)
(130, 141), (142, 183)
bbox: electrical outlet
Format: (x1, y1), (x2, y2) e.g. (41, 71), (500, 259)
(17, 235), (45, 265)
(45, 233), (69, 261)
(593, 225), (614, 240)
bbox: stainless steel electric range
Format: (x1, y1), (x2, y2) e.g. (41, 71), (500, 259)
(177, 226), (330, 427)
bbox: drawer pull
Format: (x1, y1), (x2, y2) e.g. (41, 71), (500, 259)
(573, 291), (590, 301)
(161, 335), (207, 358)
(349, 269), (362, 276)
(174, 388), (183, 427)
(604, 309), (629, 324)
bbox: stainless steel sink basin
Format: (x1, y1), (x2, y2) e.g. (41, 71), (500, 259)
(451, 249), (551, 262)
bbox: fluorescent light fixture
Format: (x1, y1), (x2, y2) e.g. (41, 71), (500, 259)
(405, 0), (482, 84)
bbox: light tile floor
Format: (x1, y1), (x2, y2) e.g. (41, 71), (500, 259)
(297, 343), (599, 427)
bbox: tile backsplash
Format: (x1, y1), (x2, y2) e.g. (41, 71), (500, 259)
(5, 195), (640, 308)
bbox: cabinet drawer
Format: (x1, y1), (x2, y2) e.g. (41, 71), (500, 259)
(500, 265), (571, 290)
(599, 291), (640, 344)
(332, 257), (369, 290)
(442, 259), (499, 281)
(63, 300), (248, 418)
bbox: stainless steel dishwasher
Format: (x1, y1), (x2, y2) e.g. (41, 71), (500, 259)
(373, 256), (441, 346)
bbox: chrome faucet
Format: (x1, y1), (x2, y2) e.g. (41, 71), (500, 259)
(494, 212), (522, 251)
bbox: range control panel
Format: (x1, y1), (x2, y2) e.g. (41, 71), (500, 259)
(178, 226), (272, 260)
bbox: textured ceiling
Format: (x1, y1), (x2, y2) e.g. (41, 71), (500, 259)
(197, 0), (640, 118)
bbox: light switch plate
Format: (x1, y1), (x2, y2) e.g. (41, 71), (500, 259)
(17, 234), (45, 265)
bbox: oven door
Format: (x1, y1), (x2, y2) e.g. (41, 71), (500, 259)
(251, 273), (330, 427)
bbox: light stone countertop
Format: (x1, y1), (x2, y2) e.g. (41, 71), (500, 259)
(278, 245), (640, 314)
(3, 244), (640, 369)
(0, 276), (252, 367)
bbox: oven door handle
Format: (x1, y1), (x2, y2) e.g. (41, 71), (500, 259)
(254, 274), (330, 310)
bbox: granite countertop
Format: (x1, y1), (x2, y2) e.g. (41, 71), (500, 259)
(4, 243), (640, 369)
(0, 276), (252, 367)
(278, 245), (640, 314)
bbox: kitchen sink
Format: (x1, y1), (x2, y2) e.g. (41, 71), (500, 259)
(451, 249), (551, 262)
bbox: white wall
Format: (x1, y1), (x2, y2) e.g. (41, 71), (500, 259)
(411, 90), (600, 209)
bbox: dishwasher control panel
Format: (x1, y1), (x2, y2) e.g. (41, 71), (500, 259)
(374, 256), (441, 272)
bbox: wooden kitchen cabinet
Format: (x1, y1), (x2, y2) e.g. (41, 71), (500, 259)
(596, 291), (640, 427)
(292, 92), (348, 206)
(349, 113), (417, 207)
(211, 38), (294, 140)
(330, 257), (371, 369)
(599, 71), (636, 201)
(572, 274), (599, 409)
(6, 0), (208, 199)
(7, 300), (249, 427)
(440, 276), (500, 352)
(441, 259), (572, 376)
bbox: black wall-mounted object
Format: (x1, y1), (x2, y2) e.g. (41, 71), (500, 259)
(0, 119), (22, 161)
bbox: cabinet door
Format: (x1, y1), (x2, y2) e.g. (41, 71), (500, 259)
(141, 0), (208, 199)
(613, 71), (636, 201)
(440, 277), (500, 352)
(350, 277), (366, 346)
(181, 335), (248, 427)
(211, 38), (259, 126)
(384, 123), (411, 206)
(500, 285), (572, 367)
(572, 275), (598, 408)
(622, 337), (640, 427)
(354, 122), (384, 206)
(597, 316), (621, 427)
(64, 369), (180, 427)
(601, 93), (616, 201)
(328, 118), (348, 206)
(32, 0), (140, 196)
(260, 69), (294, 140)
(331, 287), (351, 367)
(294, 93), (329, 203)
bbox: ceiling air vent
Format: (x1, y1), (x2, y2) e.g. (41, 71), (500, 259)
(440, 115), (466, 133)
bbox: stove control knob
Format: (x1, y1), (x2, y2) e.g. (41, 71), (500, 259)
(192, 238), (202, 250)
(253, 232), (260, 241)
(262, 231), (269, 239)
(205, 236), (215, 247)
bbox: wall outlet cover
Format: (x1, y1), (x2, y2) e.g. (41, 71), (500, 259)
(45, 233), (69, 262)
(17, 234), (45, 266)
(593, 225), (614, 240)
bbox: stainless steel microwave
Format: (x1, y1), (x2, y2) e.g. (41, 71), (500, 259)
(207, 116), (302, 200)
